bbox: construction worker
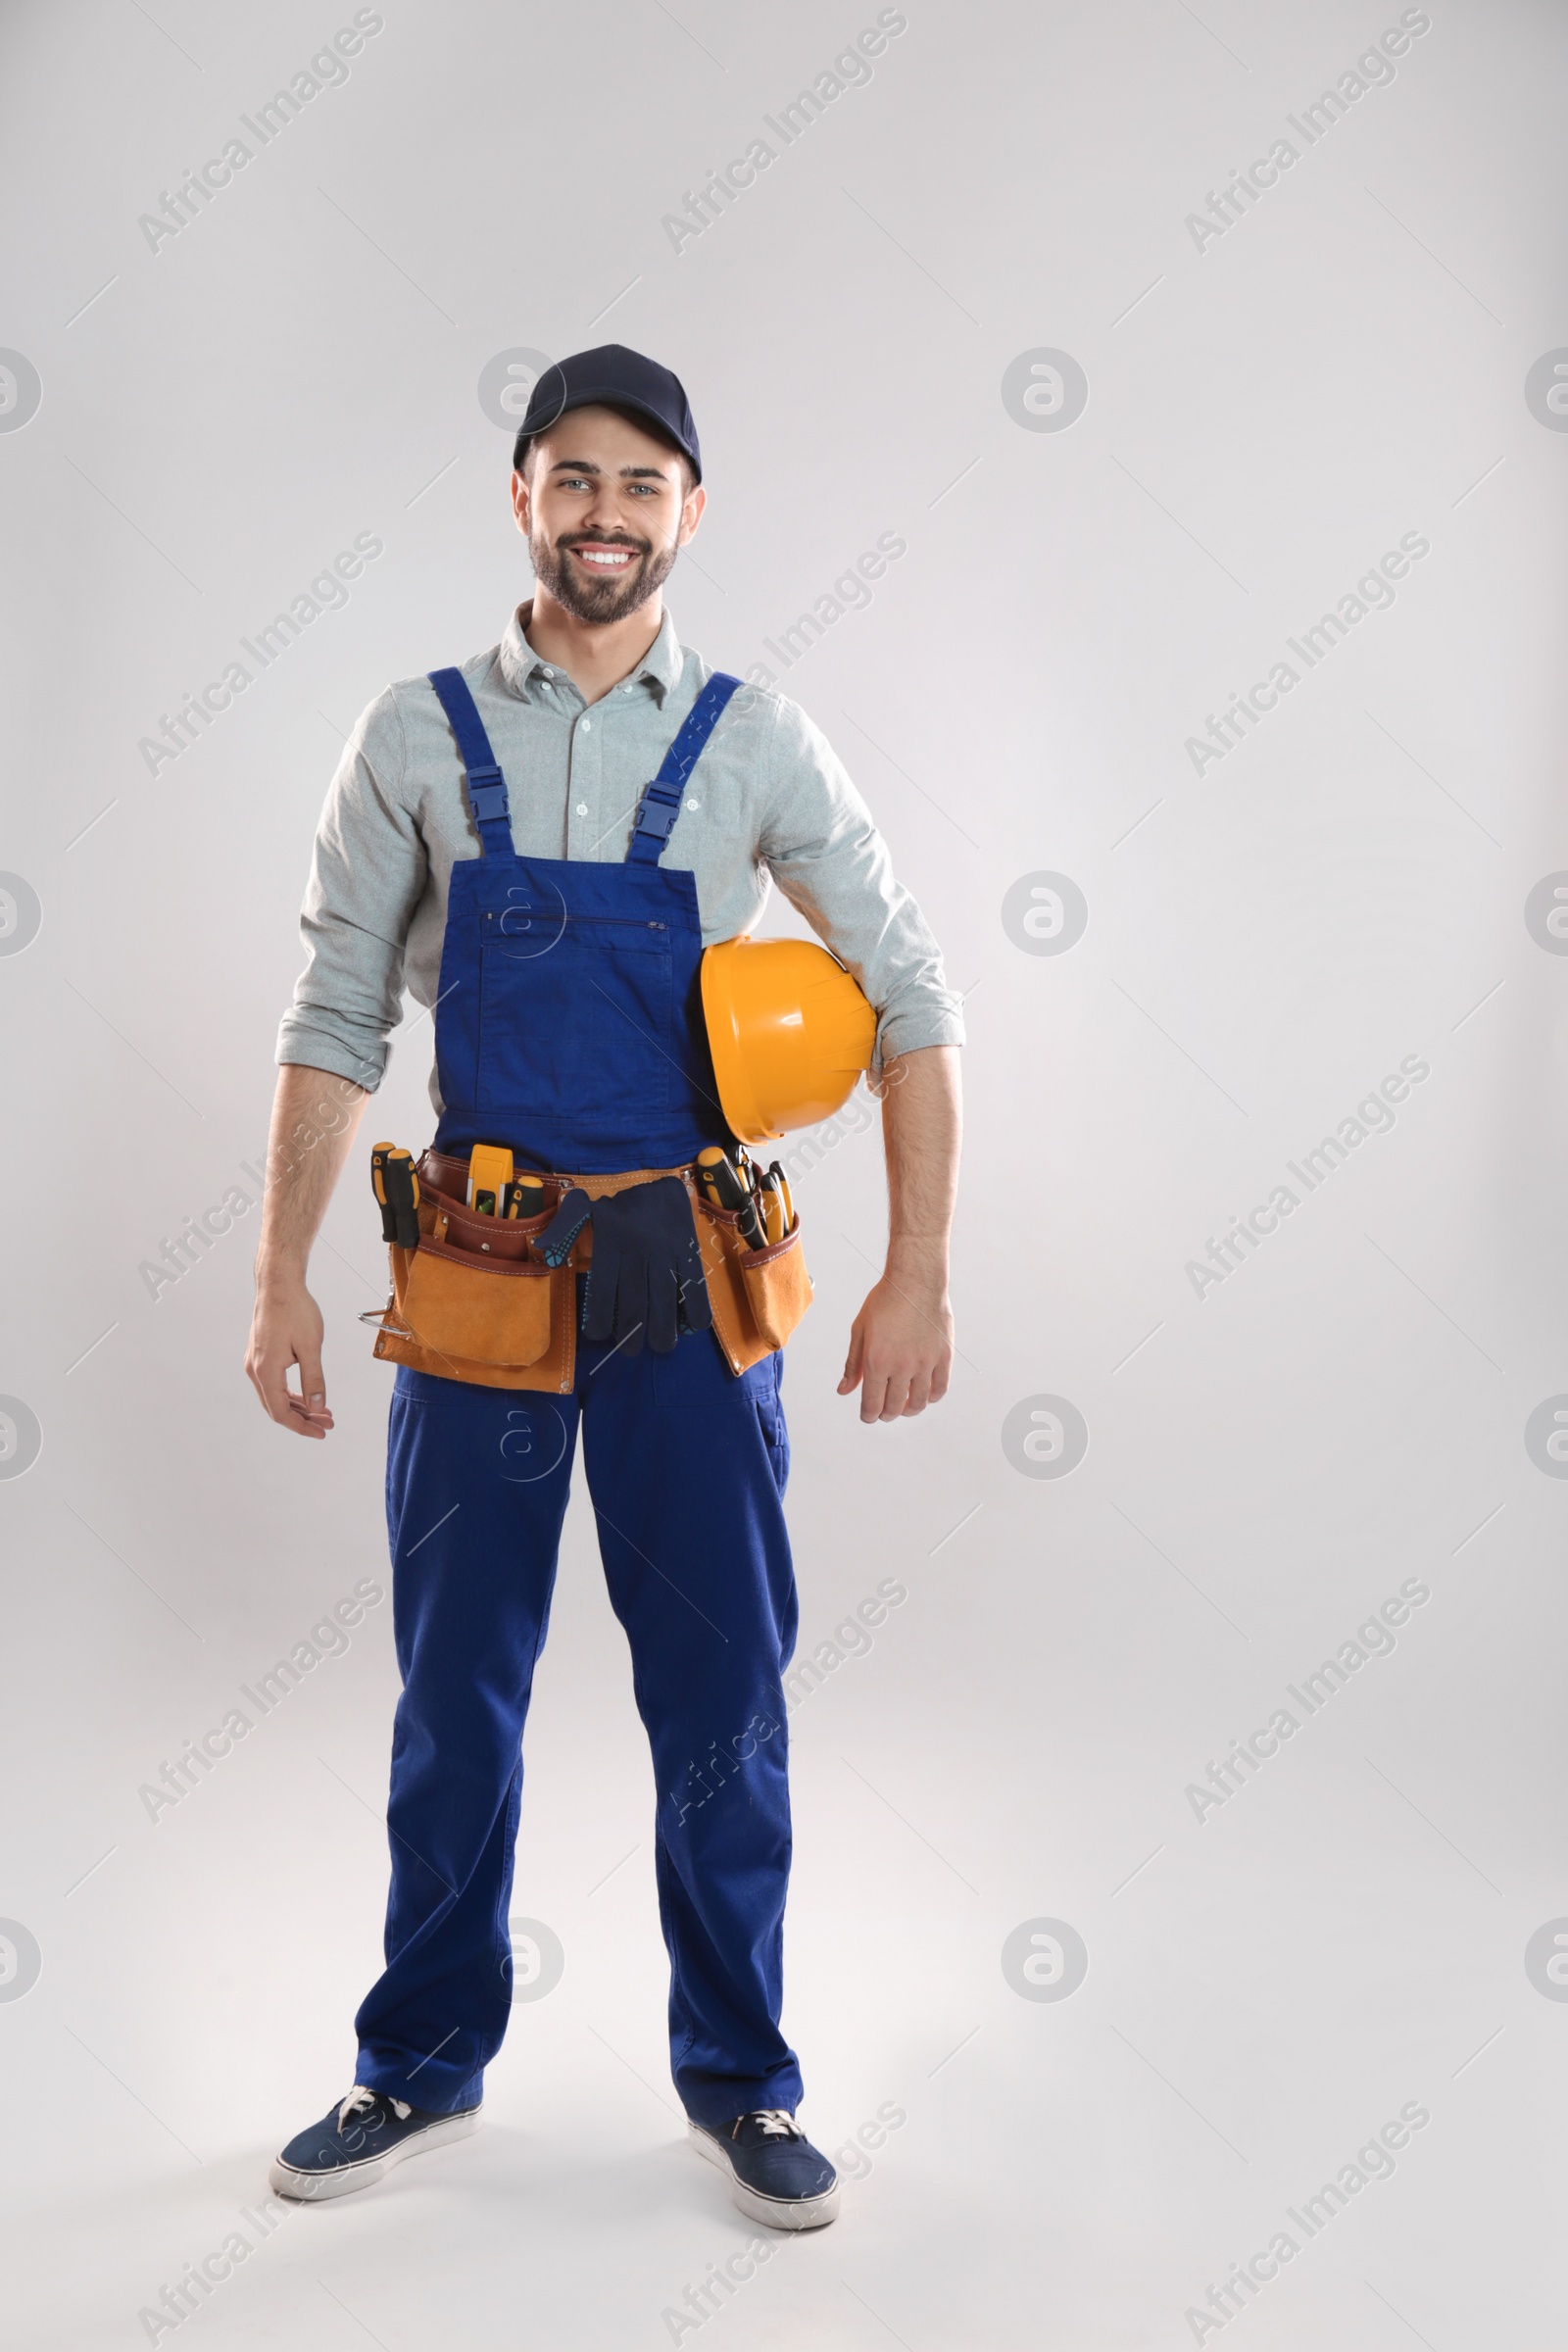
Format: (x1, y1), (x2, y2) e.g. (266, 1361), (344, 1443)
(245, 345), (963, 2230)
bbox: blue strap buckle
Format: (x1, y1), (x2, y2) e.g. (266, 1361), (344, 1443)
(632, 785), (681, 842)
(467, 763), (510, 824)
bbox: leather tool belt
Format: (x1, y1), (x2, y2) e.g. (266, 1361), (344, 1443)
(368, 1149), (810, 1393)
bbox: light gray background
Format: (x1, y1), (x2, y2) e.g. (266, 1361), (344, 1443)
(2, 1), (1565, 2344)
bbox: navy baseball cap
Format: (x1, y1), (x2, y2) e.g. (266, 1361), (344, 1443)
(512, 344), (702, 482)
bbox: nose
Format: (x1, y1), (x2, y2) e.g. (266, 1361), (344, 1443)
(580, 480), (633, 534)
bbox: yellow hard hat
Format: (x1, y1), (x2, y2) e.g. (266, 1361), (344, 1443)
(701, 934), (877, 1144)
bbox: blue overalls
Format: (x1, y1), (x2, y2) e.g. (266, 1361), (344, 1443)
(353, 664), (805, 2130)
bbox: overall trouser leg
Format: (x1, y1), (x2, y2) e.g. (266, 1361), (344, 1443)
(580, 1320), (803, 2129)
(354, 1367), (580, 2114)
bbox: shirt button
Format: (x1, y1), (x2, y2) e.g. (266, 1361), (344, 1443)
(687, 798), (701, 810)
(580, 717), (591, 732)
(575, 803), (588, 816)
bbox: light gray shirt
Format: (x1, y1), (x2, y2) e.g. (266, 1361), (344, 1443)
(277, 603), (964, 1109)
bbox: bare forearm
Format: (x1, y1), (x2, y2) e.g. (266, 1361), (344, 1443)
(880, 1044), (961, 1279)
(838, 1045), (960, 1421)
(255, 1063), (369, 1287)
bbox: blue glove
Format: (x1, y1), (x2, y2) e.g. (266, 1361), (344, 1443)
(536, 1177), (711, 1355)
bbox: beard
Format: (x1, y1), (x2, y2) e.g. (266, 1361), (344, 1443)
(530, 527), (677, 624)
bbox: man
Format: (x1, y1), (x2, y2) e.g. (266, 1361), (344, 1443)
(246, 344), (962, 2229)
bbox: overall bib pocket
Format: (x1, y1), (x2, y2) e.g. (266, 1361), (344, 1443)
(477, 915), (674, 1124)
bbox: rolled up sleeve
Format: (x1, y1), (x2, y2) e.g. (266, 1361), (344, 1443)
(274, 688), (426, 1091)
(758, 695), (964, 1064)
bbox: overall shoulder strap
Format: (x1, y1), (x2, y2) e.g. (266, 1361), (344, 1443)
(627, 672), (743, 865)
(428, 666), (513, 858)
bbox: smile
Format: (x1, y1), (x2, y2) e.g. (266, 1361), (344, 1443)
(572, 545), (639, 569)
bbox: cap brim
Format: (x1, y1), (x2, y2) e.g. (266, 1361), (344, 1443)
(514, 389), (699, 481)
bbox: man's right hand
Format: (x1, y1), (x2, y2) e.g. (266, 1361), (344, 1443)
(245, 1280), (335, 1439)
(244, 1064), (369, 1439)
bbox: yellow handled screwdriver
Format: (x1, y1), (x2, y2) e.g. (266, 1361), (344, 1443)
(384, 1149), (421, 1250)
(370, 1142), (398, 1242)
(697, 1147), (766, 1249)
(767, 1161), (794, 1236)
(755, 1165), (786, 1247)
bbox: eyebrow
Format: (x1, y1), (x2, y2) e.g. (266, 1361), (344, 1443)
(547, 458), (671, 480)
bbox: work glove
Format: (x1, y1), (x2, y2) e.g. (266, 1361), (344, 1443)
(536, 1176), (711, 1356)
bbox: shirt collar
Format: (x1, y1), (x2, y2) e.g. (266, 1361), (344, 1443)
(498, 601), (683, 707)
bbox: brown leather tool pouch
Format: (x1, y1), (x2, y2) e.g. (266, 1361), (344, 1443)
(369, 1152), (810, 1390)
(370, 1163), (569, 1391)
(696, 1199), (812, 1374)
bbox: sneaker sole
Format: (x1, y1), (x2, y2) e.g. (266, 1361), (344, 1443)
(269, 2106), (481, 2202)
(688, 2121), (840, 2230)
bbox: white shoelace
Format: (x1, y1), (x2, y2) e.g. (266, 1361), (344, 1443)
(338, 2084), (411, 2131)
(740, 2108), (801, 2140)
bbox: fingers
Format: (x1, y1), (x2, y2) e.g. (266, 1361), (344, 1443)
(846, 1352), (946, 1422)
(247, 1345), (330, 1439)
(837, 1320), (865, 1397)
(678, 1242), (712, 1333)
(581, 1245), (620, 1344)
(619, 1253), (649, 1356)
(538, 1187), (593, 1267)
(286, 1384), (334, 1436)
(647, 1259), (679, 1354)
(295, 1339), (325, 1415)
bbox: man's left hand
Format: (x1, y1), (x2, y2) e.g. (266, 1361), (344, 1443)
(838, 1265), (954, 1423)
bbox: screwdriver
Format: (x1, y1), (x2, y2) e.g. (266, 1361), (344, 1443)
(697, 1146), (766, 1249)
(384, 1148), (422, 1250)
(503, 1176), (546, 1220)
(768, 1161), (795, 1236)
(370, 1142), (398, 1243)
(770, 1156), (799, 1232)
(755, 1164), (786, 1247)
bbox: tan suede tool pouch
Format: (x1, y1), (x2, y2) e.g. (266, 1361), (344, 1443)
(371, 1169), (564, 1389)
(695, 1198), (812, 1373)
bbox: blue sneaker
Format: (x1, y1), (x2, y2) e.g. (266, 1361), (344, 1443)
(270, 2085), (480, 2201)
(689, 2109), (840, 2230)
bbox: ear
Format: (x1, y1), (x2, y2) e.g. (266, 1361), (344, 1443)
(677, 482), (707, 546)
(512, 468), (532, 537)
